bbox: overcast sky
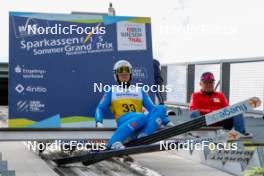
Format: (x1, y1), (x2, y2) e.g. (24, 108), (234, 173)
(1, 0), (264, 64)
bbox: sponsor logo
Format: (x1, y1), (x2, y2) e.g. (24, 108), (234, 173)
(211, 104), (248, 121)
(12, 17), (44, 38)
(213, 98), (220, 103)
(19, 36), (113, 56)
(15, 65), (22, 73)
(26, 86), (47, 93)
(15, 84), (25, 93)
(117, 21), (147, 51)
(15, 84), (47, 94)
(16, 101), (45, 112)
(28, 101), (45, 112)
(249, 98), (259, 108)
(228, 131), (240, 140)
(132, 67), (147, 80)
(209, 150), (254, 165)
(15, 65), (46, 79)
(17, 101), (29, 112)
(131, 122), (138, 127)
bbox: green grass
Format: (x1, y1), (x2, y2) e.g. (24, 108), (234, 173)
(61, 116), (95, 124)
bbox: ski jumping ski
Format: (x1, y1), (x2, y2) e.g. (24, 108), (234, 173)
(53, 97), (261, 165)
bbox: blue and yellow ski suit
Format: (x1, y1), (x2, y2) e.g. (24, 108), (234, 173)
(95, 86), (170, 147)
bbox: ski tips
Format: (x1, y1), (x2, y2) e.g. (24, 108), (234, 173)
(249, 97), (261, 108)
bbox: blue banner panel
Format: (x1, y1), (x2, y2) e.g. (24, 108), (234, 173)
(9, 12), (154, 128)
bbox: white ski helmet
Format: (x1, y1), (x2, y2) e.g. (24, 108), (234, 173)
(113, 60), (132, 82)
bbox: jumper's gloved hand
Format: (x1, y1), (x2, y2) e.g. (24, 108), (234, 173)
(160, 121), (175, 129)
(96, 122), (104, 128)
(165, 121), (175, 128)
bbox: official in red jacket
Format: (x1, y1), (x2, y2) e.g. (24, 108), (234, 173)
(189, 72), (250, 135)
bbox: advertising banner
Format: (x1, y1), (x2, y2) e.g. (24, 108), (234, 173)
(9, 12), (154, 128)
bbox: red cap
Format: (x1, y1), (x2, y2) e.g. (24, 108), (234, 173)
(201, 72), (215, 81)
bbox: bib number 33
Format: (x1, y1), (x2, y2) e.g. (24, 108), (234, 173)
(122, 103), (136, 112)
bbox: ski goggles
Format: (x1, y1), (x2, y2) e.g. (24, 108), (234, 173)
(115, 66), (132, 74)
(201, 72), (215, 82)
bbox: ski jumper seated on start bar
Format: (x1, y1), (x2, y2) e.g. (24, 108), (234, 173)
(94, 60), (175, 149)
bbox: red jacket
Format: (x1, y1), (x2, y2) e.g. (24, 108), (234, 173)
(189, 90), (229, 115)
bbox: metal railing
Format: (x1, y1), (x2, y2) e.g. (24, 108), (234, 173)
(161, 57), (264, 114)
